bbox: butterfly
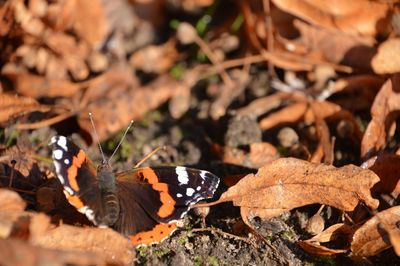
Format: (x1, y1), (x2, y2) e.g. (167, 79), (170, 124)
(50, 135), (219, 245)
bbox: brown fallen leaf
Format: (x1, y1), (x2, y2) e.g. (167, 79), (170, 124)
(78, 74), (176, 141)
(129, 40), (178, 74)
(372, 38), (400, 74)
(0, 194), (132, 264)
(0, 238), (108, 266)
(298, 240), (348, 256)
(351, 206), (400, 258)
(208, 158), (379, 222)
(310, 102), (332, 164)
(32, 224), (134, 265)
(4, 72), (84, 98)
(0, 189), (26, 212)
(369, 154), (400, 195)
(236, 91), (302, 118)
(293, 19), (375, 70)
(222, 142), (280, 169)
(272, 0), (391, 36)
(259, 102), (308, 130)
(361, 75), (400, 158)
(0, 93), (51, 123)
(299, 223), (354, 256)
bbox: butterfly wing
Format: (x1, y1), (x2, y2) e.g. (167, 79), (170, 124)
(115, 166), (219, 245)
(116, 166), (219, 223)
(50, 136), (107, 226)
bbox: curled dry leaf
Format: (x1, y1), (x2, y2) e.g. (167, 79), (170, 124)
(351, 206), (400, 258)
(361, 75), (400, 158)
(259, 102), (308, 130)
(293, 19), (375, 70)
(310, 102), (332, 164)
(368, 154), (400, 195)
(32, 224), (133, 265)
(0, 93), (51, 123)
(299, 223), (353, 256)
(213, 158), (379, 222)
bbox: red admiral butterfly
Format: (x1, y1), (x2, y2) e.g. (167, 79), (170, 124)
(50, 135), (219, 246)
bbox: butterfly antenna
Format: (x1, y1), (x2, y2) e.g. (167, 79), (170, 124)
(89, 112), (106, 163)
(108, 120), (134, 164)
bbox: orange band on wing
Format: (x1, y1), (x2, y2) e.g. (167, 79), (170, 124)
(130, 222), (177, 246)
(65, 194), (85, 209)
(67, 149), (86, 192)
(138, 168), (176, 218)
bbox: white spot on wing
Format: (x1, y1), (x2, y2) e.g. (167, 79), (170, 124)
(186, 188), (195, 196)
(200, 170), (208, 180)
(63, 186), (74, 195)
(54, 161), (61, 173)
(196, 186), (201, 191)
(176, 166), (189, 184)
(57, 136), (68, 151)
(64, 158), (70, 164)
(53, 149), (63, 160)
(78, 206), (97, 224)
(177, 193), (183, 198)
(50, 136), (58, 144)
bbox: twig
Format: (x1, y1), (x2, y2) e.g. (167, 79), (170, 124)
(134, 146), (165, 168)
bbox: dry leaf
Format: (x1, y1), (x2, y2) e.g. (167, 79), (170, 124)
(298, 240), (348, 256)
(369, 154), (400, 195)
(259, 102), (308, 130)
(272, 0), (391, 36)
(0, 238), (108, 266)
(293, 19), (375, 70)
(129, 41), (178, 74)
(299, 223), (354, 255)
(78, 74), (176, 141)
(351, 206), (400, 258)
(0, 93), (51, 123)
(4, 73), (83, 98)
(310, 102), (332, 164)
(32, 224), (134, 265)
(71, 0), (108, 46)
(222, 142), (280, 169)
(361, 75), (400, 158)
(0, 189), (26, 212)
(372, 38), (400, 74)
(213, 158), (379, 222)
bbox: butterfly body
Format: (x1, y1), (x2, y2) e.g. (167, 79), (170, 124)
(50, 135), (219, 245)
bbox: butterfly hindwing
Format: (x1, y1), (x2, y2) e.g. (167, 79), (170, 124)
(116, 166), (219, 222)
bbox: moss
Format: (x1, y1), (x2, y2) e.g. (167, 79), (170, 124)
(193, 255), (203, 266)
(154, 248), (172, 258)
(136, 246), (149, 257)
(206, 256), (220, 266)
